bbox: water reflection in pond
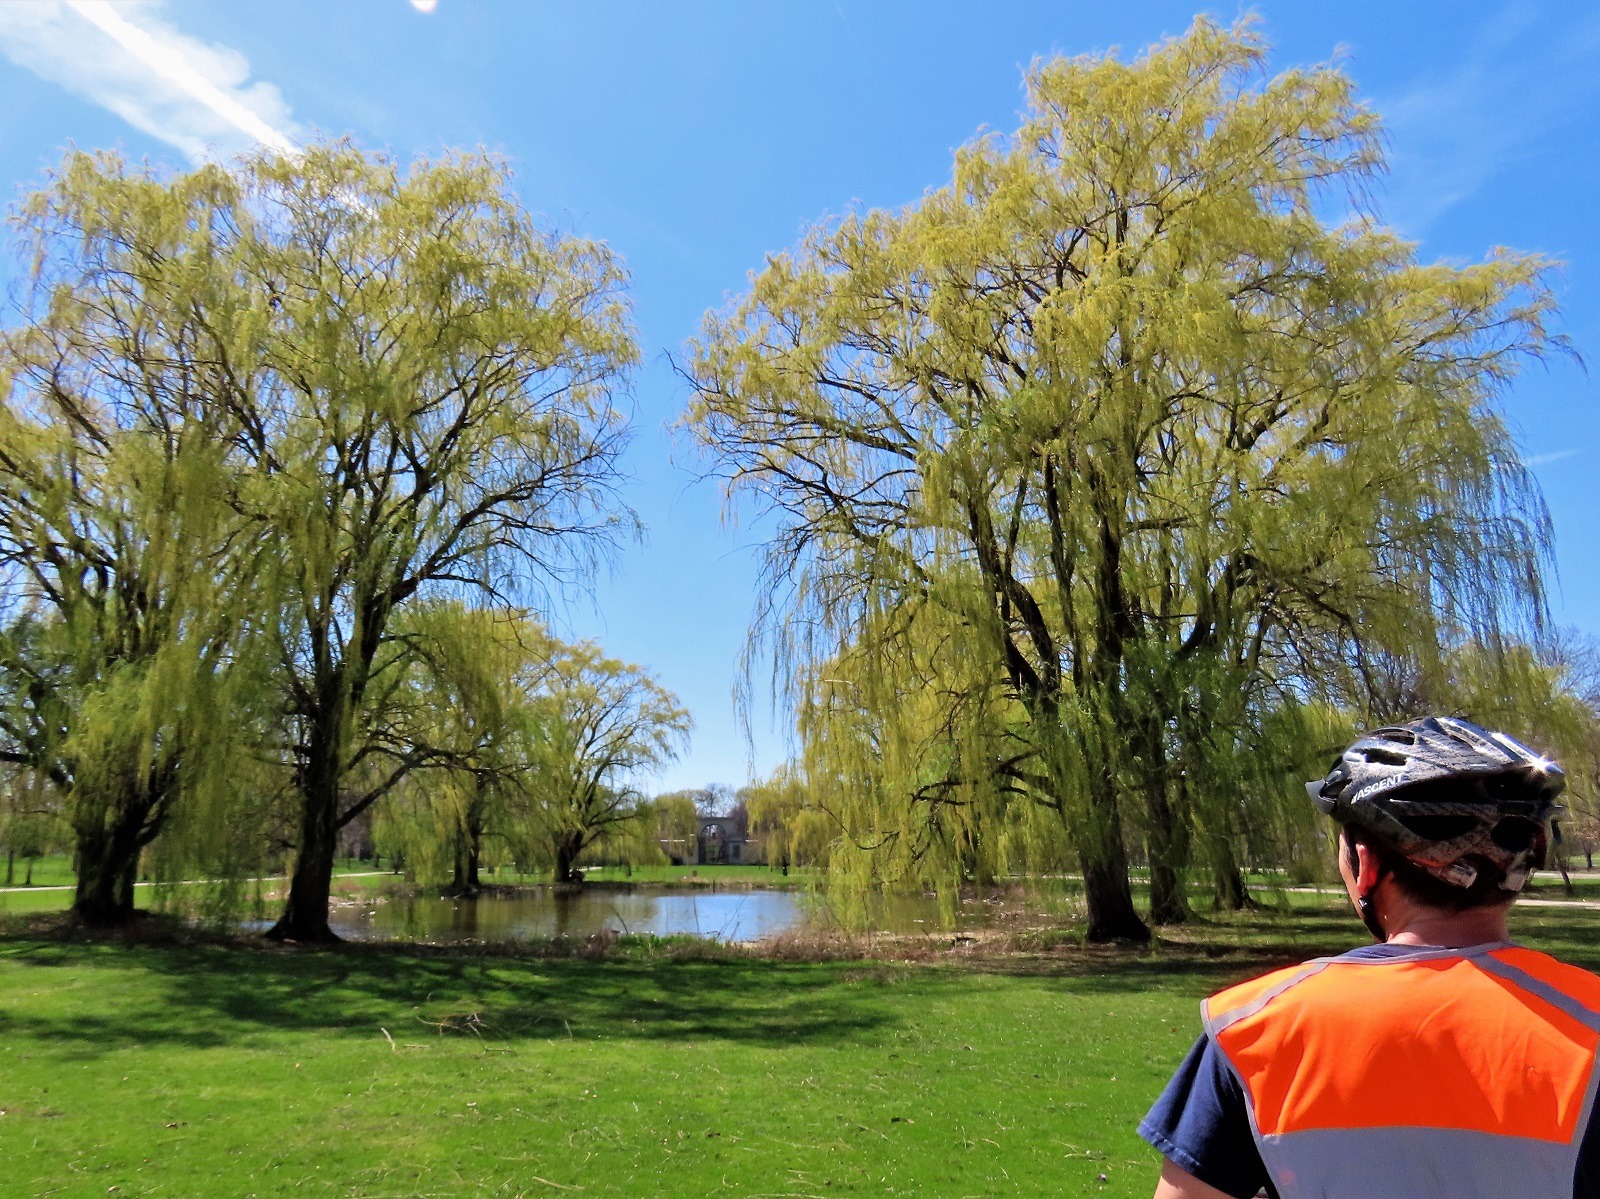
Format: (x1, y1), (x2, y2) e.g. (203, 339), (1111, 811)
(325, 879), (1086, 945)
(329, 887), (808, 944)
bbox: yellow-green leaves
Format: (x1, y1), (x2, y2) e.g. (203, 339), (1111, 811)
(0, 149), (267, 923)
(0, 143), (641, 931)
(685, 18), (1561, 938)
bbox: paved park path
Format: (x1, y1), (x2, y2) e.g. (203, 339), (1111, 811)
(1264, 883), (1600, 911)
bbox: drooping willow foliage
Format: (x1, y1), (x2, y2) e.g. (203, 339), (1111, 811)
(0, 25), (1588, 944)
(369, 605), (691, 891)
(0, 145), (645, 935)
(686, 18), (1573, 938)
(0, 157), (272, 925)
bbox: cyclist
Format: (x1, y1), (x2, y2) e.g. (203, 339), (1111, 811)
(1139, 716), (1599, 1199)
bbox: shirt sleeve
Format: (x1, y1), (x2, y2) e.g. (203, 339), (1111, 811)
(1576, 1103), (1600, 1199)
(1138, 1033), (1276, 1199)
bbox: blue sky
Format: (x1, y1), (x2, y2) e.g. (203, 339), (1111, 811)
(0, 1), (1595, 792)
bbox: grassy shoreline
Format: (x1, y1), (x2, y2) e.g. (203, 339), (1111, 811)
(0, 860), (818, 916)
(6, 864), (1594, 930)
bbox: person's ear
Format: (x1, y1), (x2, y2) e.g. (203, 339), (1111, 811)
(1353, 838), (1385, 893)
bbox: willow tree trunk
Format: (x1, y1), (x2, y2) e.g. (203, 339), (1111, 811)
(554, 832), (585, 885)
(1208, 833), (1250, 910)
(1076, 767), (1149, 942)
(1135, 713), (1192, 925)
(72, 810), (145, 927)
(1145, 791), (1192, 924)
(451, 819), (482, 896)
(269, 741), (341, 943)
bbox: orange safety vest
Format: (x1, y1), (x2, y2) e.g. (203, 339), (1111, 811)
(1203, 943), (1600, 1198)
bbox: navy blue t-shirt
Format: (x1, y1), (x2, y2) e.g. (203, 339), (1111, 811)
(1138, 944), (1600, 1199)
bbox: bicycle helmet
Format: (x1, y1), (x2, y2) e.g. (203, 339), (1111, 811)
(1305, 715), (1565, 892)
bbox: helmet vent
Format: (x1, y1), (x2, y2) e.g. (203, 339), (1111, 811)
(1490, 817), (1538, 853)
(1398, 813), (1478, 842)
(1361, 747), (1409, 766)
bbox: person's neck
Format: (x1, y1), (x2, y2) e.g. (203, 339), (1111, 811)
(1378, 891), (1512, 948)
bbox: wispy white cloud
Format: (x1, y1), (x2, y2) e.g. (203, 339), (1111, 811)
(0, 0), (297, 162)
(1525, 448), (1583, 468)
(1374, 4), (1600, 234)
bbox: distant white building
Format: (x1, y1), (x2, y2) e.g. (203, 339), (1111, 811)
(661, 815), (764, 866)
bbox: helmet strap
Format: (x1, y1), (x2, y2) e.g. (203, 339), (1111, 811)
(1500, 849), (1532, 892)
(1357, 892), (1387, 942)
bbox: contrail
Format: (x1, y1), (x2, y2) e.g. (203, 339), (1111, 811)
(63, 0), (297, 155)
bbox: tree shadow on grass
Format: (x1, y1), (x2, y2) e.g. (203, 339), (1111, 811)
(4, 898), (1593, 1060)
(961, 910), (1362, 996)
(0, 926), (1287, 1059)
(950, 900), (1600, 990)
(0, 936), (930, 1057)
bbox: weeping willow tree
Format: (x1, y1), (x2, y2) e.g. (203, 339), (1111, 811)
(1428, 639), (1600, 874)
(1543, 632), (1600, 867)
(223, 145), (638, 942)
(645, 790), (702, 865)
(794, 602), (1054, 916)
(368, 605), (502, 893)
(685, 18), (1559, 939)
(0, 145), (637, 936)
(522, 633), (691, 883)
(370, 614), (689, 888)
(743, 763), (838, 873)
(0, 154), (267, 926)
(372, 604), (550, 894)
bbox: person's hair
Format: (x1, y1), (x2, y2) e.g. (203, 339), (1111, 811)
(1341, 824), (1515, 912)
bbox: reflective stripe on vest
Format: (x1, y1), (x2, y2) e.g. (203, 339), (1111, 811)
(1201, 943), (1600, 1199)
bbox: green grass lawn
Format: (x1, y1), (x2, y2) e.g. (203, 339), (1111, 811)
(0, 853), (77, 889)
(3, 900), (1598, 1199)
(0, 858), (400, 917)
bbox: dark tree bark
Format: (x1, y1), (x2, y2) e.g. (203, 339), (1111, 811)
(450, 812), (483, 896)
(72, 817), (143, 926)
(1134, 708), (1192, 925)
(1084, 869), (1145, 940)
(554, 832), (586, 885)
(269, 587), (399, 943)
(267, 739), (342, 943)
(69, 769), (174, 928)
(1212, 858), (1250, 910)
(1199, 810), (1253, 910)
(1076, 760), (1150, 942)
(1145, 800), (1192, 924)
(1080, 833), (1148, 943)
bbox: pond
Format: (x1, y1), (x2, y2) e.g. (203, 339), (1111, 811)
(328, 887), (808, 944)
(323, 879), (1086, 944)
